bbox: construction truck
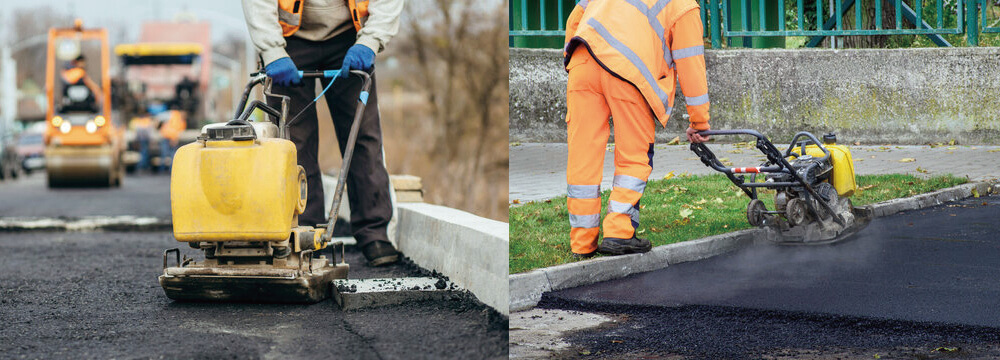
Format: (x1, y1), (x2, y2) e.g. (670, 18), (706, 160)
(115, 42), (202, 172)
(43, 20), (124, 187)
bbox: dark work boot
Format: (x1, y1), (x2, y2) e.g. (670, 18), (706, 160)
(597, 236), (652, 255)
(362, 241), (400, 267)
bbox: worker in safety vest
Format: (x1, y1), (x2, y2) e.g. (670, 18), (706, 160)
(158, 109), (186, 172)
(60, 55), (102, 112)
(243, 0), (404, 266)
(564, 0), (712, 257)
(131, 111), (155, 171)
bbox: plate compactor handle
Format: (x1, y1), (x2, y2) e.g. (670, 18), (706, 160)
(319, 70), (373, 245)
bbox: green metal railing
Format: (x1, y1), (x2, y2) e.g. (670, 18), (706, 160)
(510, 0), (995, 48)
(979, 1), (1000, 35)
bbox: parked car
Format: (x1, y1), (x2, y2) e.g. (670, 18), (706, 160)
(17, 132), (45, 174)
(0, 135), (21, 180)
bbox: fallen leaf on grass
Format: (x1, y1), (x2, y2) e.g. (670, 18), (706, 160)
(679, 208), (693, 219)
(899, 158), (916, 163)
(916, 167), (929, 174)
(512, 199), (521, 204)
(858, 184), (877, 191)
(695, 198), (708, 205)
(713, 197), (725, 204)
(663, 171), (676, 180)
(667, 136), (681, 145)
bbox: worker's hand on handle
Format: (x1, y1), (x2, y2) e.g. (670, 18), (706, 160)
(340, 44), (375, 79)
(265, 57), (302, 87)
(686, 126), (711, 143)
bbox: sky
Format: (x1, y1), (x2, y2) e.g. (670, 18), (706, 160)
(1, 0), (251, 44)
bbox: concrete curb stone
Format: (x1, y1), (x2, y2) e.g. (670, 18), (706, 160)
(510, 181), (999, 313)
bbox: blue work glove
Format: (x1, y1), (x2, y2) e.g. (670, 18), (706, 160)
(339, 44), (375, 78)
(265, 57), (301, 87)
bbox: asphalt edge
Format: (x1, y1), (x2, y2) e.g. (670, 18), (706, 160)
(509, 180), (1000, 313)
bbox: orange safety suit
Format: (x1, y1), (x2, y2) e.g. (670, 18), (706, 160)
(564, 0), (711, 254)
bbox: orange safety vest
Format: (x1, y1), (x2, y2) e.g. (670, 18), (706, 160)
(279, 0), (370, 37)
(564, 0), (709, 128)
(159, 111), (187, 141)
(62, 67), (86, 84)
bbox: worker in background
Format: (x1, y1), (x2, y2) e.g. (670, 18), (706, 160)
(242, 0), (404, 266)
(60, 55), (101, 111)
(131, 108), (154, 172)
(158, 108), (186, 173)
(563, 0), (712, 258)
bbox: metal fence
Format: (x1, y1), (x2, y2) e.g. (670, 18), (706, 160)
(510, 0), (997, 47)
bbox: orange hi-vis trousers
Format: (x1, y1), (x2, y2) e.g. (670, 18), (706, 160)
(566, 47), (654, 255)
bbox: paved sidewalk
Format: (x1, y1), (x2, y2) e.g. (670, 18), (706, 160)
(510, 142), (1000, 203)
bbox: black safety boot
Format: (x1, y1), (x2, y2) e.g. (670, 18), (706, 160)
(597, 236), (652, 255)
(363, 241), (400, 267)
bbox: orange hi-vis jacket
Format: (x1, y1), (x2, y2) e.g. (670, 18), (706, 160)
(159, 110), (187, 142)
(62, 67), (86, 85)
(278, 0), (370, 37)
(564, 0), (710, 131)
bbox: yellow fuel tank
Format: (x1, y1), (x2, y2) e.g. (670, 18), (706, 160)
(171, 138), (307, 242)
(791, 144), (857, 197)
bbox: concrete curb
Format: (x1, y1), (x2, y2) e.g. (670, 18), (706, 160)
(509, 181), (999, 313)
(395, 202), (510, 316)
(0, 216), (172, 232)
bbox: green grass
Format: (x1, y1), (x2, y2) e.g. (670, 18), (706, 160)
(510, 173), (967, 274)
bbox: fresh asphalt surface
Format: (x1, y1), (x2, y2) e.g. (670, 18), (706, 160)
(542, 195), (1000, 359)
(0, 173), (507, 359)
(0, 172), (172, 218)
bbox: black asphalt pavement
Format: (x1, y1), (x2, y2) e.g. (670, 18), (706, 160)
(0, 174), (507, 359)
(0, 172), (172, 218)
(542, 195), (1000, 359)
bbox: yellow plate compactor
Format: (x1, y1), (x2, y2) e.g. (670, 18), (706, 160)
(690, 130), (870, 244)
(160, 70), (371, 303)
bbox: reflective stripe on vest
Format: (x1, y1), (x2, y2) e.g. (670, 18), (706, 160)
(586, 18), (671, 112)
(622, 0), (673, 69)
(278, 0), (303, 37)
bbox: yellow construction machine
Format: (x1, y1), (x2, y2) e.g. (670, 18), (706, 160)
(43, 20), (124, 187)
(160, 69), (371, 303)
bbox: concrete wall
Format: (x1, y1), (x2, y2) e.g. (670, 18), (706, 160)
(395, 203), (509, 315)
(510, 47), (1000, 145)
